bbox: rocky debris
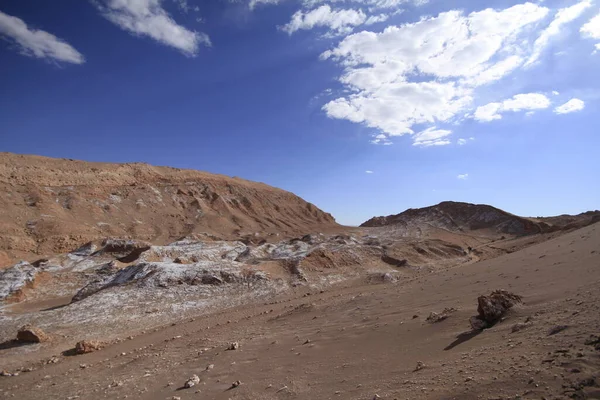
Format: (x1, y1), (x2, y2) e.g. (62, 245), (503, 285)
(74, 340), (103, 354)
(70, 242), (97, 257)
(101, 239), (151, 262)
(563, 376), (598, 398)
(230, 380), (241, 389)
(381, 254), (408, 267)
(469, 290), (522, 330)
(548, 325), (569, 336)
(0, 261), (37, 301)
(360, 201), (546, 236)
(511, 322), (531, 333)
(584, 334), (600, 350)
(17, 325), (49, 343)
(184, 374), (200, 388)
(426, 308), (457, 323)
(228, 342), (240, 350)
(413, 361), (425, 372)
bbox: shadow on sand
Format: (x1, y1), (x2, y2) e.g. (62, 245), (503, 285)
(444, 330), (483, 351)
(0, 340), (31, 351)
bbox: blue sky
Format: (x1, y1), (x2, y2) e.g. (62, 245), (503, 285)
(0, 0), (599, 225)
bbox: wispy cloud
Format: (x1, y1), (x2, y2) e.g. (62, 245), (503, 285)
(457, 173), (469, 180)
(525, 0), (592, 67)
(250, 0), (280, 10)
(474, 93), (551, 122)
(412, 127), (452, 147)
(581, 12), (600, 51)
(554, 98), (585, 114)
(95, 0), (210, 56)
(0, 11), (84, 64)
(281, 5), (370, 35)
(365, 170), (374, 174)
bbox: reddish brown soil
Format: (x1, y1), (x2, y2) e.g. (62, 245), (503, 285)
(0, 153), (339, 267)
(1, 222), (598, 399)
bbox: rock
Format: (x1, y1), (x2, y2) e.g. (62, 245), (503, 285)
(511, 322), (531, 333)
(548, 325), (569, 336)
(230, 380), (241, 388)
(184, 374), (200, 388)
(70, 242), (97, 257)
(17, 325), (49, 343)
(426, 308), (457, 323)
(414, 361), (425, 372)
(228, 342), (240, 350)
(469, 316), (489, 331)
(74, 340), (103, 354)
(470, 290), (522, 330)
(584, 334), (600, 350)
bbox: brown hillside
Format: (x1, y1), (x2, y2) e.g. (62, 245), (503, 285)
(0, 153), (338, 266)
(361, 201), (598, 237)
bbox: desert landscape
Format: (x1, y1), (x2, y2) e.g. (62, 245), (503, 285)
(1, 153), (599, 400)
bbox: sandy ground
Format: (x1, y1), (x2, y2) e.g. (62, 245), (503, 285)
(1, 222), (598, 399)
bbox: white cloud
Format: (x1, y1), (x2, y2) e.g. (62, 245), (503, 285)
(365, 170), (374, 173)
(172, 0), (189, 13)
(581, 12), (600, 51)
(365, 13), (390, 25)
(581, 13), (600, 39)
(474, 93), (551, 122)
(554, 98), (585, 114)
(457, 138), (467, 145)
(552, 90), (560, 95)
(457, 173), (469, 180)
(412, 127), (452, 147)
(0, 11), (84, 64)
(302, 0), (405, 10)
(525, 0), (592, 67)
(96, 0), (210, 56)
(250, 0), (280, 10)
(321, 3), (550, 140)
(281, 5), (368, 35)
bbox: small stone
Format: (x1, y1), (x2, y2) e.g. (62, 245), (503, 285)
(75, 340), (103, 354)
(231, 380), (241, 389)
(414, 361), (425, 372)
(548, 325), (569, 336)
(184, 374), (200, 388)
(228, 342), (240, 350)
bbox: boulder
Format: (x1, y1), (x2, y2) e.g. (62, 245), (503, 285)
(470, 290), (522, 330)
(17, 325), (49, 343)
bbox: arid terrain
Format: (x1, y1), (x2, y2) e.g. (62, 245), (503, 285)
(1, 154), (599, 400)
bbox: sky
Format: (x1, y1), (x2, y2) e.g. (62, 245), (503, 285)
(0, 0), (599, 226)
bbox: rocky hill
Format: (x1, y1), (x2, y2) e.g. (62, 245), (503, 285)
(0, 153), (337, 267)
(361, 201), (598, 237)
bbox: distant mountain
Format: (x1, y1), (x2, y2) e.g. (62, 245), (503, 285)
(360, 201), (599, 236)
(0, 153), (337, 266)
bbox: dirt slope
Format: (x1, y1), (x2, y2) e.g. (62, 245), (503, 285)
(0, 215), (598, 399)
(361, 201), (599, 238)
(0, 153), (338, 266)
